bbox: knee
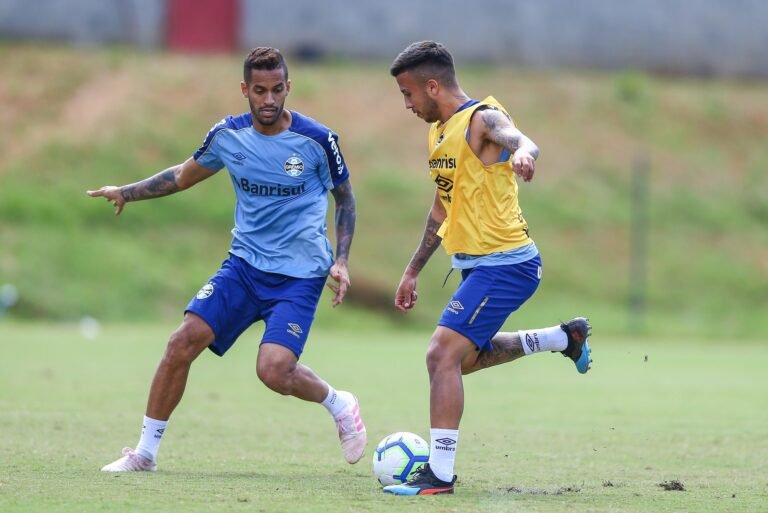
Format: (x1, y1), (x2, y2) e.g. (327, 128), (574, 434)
(164, 328), (203, 366)
(426, 336), (460, 376)
(256, 361), (293, 395)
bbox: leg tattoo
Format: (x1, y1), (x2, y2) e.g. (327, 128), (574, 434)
(462, 332), (526, 375)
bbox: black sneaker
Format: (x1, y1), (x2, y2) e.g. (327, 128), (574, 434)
(560, 317), (592, 374)
(382, 463), (456, 495)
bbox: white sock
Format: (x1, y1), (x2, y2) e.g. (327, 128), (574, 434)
(321, 385), (351, 418)
(134, 415), (167, 462)
(428, 428), (459, 482)
(518, 325), (568, 355)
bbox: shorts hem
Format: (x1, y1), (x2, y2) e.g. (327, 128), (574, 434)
(184, 307), (225, 357)
(437, 322), (492, 351)
(259, 339), (303, 359)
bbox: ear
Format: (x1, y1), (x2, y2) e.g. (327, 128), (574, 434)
(425, 78), (440, 97)
(285, 78), (291, 94)
(240, 80), (248, 98)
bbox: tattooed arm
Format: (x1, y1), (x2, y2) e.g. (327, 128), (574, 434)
(86, 157), (217, 215)
(475, 107), (539, 182)
(327, 179), (356, 307)
(394, 191), (446, 313)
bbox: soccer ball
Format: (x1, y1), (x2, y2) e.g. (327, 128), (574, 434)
(372, 432), (429, 486)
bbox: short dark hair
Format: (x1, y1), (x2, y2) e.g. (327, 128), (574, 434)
(243, 47), (288, 82)
(389, 41), (457, 86)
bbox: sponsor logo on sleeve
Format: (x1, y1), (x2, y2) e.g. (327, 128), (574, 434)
(327, 131), (344, 175)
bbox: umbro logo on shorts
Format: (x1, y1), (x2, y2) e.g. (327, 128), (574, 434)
(286, 323), (303, 338)
(447, 300), (464, 314)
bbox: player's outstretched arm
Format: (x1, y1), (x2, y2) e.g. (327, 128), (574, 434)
(478, 108), (539, 182)
(86, 157), (217, 215)
(327, 179), (356, 307)
(395, 191), (446, 313)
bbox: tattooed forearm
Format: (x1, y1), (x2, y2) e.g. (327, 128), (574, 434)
(482, 109), (539, 160)
(408, 214), (443, 273)
(462, 331), (526, 375)
(332, 181), (356, 261)
(120, 167), (181, 202)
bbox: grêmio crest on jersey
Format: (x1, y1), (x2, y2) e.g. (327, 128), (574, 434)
(284, 154), (305, 177)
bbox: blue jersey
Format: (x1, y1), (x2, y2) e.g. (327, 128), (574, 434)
(193, 111), (350, 278)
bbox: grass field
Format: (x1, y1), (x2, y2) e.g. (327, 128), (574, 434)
(1, 45), (767, 337)
(1, 322), (766, 513)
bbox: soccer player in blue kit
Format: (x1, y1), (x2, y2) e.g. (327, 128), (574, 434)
(88, 47), (366, 472)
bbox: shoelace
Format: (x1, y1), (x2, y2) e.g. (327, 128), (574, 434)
(408, 464), (429, 482)
(335, 413), (352, 435)
(121, 448), (151, 469)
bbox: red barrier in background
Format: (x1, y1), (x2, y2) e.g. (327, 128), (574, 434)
(167, 0), (239, 52)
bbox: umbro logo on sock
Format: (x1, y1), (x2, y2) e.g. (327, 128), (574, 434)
(525, 333), (540, 352)
(435, 437), (456, 451)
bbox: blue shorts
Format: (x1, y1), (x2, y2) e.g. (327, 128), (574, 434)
(185, 254), (326, 358)
(438, 255), (542, 351)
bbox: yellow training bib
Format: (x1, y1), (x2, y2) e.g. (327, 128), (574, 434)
(428, 96), (532, 255)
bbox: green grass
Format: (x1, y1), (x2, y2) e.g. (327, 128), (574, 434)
(1, 44), (768, 337)
(1, 322), (766, 512)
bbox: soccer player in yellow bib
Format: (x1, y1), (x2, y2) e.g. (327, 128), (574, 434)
(385, 41), (593, 495)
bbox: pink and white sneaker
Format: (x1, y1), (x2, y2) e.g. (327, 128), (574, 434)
(334, 392), (367, 464)
(100, 447), (157, 472)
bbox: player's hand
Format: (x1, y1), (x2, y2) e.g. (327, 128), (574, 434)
(87, 186), (126, 215)
(394, 271), (419, 313)
(512, 150), (536, 182)
(326, 261), (350, 307)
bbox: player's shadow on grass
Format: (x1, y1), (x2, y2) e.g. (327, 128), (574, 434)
(158, 471), (272, 479)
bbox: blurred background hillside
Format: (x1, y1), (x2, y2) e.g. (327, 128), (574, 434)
(0, 0), (766, 338)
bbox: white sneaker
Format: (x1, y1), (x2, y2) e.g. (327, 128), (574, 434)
(101, 447), (157, 472)
(334, 392), (367, 464)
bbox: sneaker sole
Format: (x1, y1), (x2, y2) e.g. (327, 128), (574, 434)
(383, 485), (454, 496)
(575, 340), (592, 374)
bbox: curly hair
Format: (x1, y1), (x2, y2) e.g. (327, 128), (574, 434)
(243, 47), (288, 82)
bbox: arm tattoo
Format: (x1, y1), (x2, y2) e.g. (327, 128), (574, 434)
(408, 215), (442, 273)
(481, 109), (540, 160)
(120, 167), (181, 202)
(331, 180), (356, 261)
(482, 109), (520, 152)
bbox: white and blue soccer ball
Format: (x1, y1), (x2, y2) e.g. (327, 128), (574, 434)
(372, 432), (430, 486)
